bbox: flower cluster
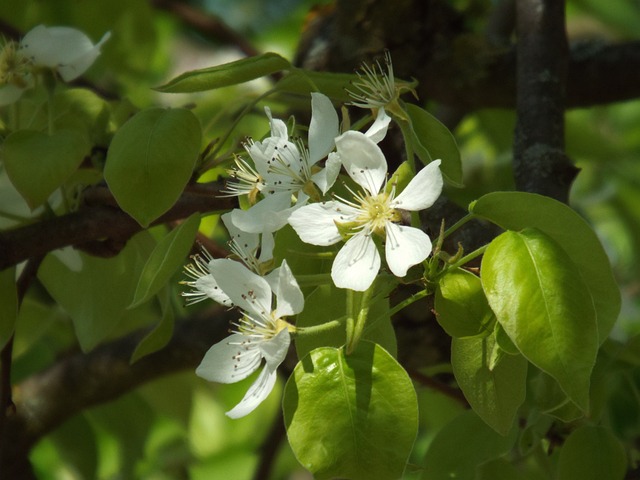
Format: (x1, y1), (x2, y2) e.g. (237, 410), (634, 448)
(0, 25), (110, 105)
(186, 54), (444, 418)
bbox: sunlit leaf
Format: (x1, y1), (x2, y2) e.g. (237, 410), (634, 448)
(470, 191), (620, 344)
(283, 342), (418, 480)
(481, 228), (598, 411)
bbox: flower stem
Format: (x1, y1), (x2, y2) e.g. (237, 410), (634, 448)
(346, 284), (374, 355)
(294, 273), (333, 288)
(295, 316), (346, 336)
(443, 213), (475, 239)
(363, 288), (429, 335)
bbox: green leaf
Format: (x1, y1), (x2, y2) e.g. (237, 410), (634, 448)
(470, 191), (620, 343)
(3, 129), (90, 209)
(529, 369), (584, 422)
(0, 267), (18, 350)
(155, 52), (291, 93)
(130, 287), (175, 363)
(558, 425), (626, 480)
(129, 213), (200, 308)
(104, 108), (202, 227)
(49, 415), (98, 480)
(283, 342), (418, 480)
(481, 228), (598, 410)
(451, 332), (527, 435)
(276, 69), (356, 102)
(435, 268), (494, 337)
(421, 410), (517, 480)
(405, 104), (463, 187)
(38, 234), (155, 352)
(295, 283), (397, 359)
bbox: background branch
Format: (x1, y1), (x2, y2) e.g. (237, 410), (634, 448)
(0, 305), (233, 477)
(514, 0), (576, 202)
(0, 182), (236, 271)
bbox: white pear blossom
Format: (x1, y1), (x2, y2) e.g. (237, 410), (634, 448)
(229, 92), (341, 234)
(196, 259), (303, 419)
(288, 131), (443, 291)
(0, 25), (109, 105)
(20, 25), (111, 82)
(181, 212), (274, 306)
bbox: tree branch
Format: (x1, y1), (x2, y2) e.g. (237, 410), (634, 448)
(0, 305), (234, 476)
(0, 182), (236, 272)
(514, 0), (577, 202)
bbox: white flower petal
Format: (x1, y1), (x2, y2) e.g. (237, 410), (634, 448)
(336, 131), (387, 195)
(309, 92), (339, 164)
(273, 260), (304, 317)
(265, 107), (288, 139)
(364, 108), (392, 144)
(196, 333), (263, 384)
(226, 328), (290, 418)
(288, 202), (349, 246)
(231, 193), (292, 233)
(195, 273), (232, 306)
(259, 327), (291, 367)
(210, 259), (272, 316)
(312, 152), (342, 195)
(225, 361), (279, 419)
(392, 160), (443, 211)
(385, 223), (432, 277)
(331, 232), (380, 291)
(222, 211), (260, 253)
(21, 26), (110, 81)
(258, 231), (275, 263)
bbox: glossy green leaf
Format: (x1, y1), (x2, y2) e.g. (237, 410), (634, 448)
(405, 103), (463, 187)
(470, 191), (620, 343)
(130, 287), (175, 364)
(38, 234), (155, 352)
(558, 425), (626, 480)
(451, 332), (527, 435)
(435, 268), (494, 337)
(104, 108), (202, 227)
(155, 52), (290, 93)
(129, 213), (200, 308)
(421, 410), (517, 480)
(295, 283), (396, 359)
(3, 129), (90, 209)
(283, 342), (418, 480)
(481, 228), (598, 410)
(0, 267), (17, 350)
(529, 369), (584, 423)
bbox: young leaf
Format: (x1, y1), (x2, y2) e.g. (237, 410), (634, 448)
(129, 213), (200, 308)
(435, 268), (494, 338)
(451, 332), (527, 435)
(283, 342), (418, 480)
(0, 267), (18, 350)
(275, 69), (356, 102)
(104, 108), (202, 227)
(405, 103), (463, 187)
(481, 228), (598, 411)
(130, 287), (175, 364)
(558, 425), (627, 480)
(3, 129), (90, 209)
(470, 191), (620, 344)
(421, 410), (517, 479)
(155, 52), (290, 93)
